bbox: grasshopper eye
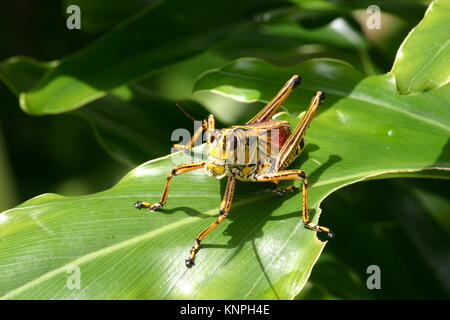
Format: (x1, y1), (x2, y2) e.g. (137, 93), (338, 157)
(206, 131), (215, 143)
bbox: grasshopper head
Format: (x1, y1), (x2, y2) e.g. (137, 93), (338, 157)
(204, 129), (228, 179)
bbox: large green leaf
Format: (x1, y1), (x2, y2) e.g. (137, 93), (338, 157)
(391, 0), (450, 95)
(216, 17), (373, 73)
(193, 58), (450, 177)
(0, 57), (213, 166)
(0, 56), (56, 95)
(0, 144), (327, 299)
(19, 0), (286, 115)
(1, 58), (449, 299)
(78, 87), (212, 166)
(63, 0), (154, 34)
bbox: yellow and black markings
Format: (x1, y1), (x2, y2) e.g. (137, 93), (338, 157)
(135, 74), (333, 267)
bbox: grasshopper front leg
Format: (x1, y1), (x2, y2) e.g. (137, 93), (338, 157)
(172, 114), (216, 151)
(135, 115), (215, 210)
(134, 161), (206, 211)
(172, 120), (206, 151)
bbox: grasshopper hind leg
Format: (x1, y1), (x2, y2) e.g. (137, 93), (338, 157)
(257, 170), (334, 240)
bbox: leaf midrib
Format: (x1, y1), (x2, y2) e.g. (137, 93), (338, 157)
(405, 38), (450, 92)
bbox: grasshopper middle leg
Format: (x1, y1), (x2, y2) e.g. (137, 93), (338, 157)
(185, 176), (236, 268)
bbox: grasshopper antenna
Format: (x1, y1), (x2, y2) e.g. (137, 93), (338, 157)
(176, 103), (197, 122)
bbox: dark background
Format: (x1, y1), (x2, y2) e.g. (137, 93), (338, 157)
(0, 0), (448, 299)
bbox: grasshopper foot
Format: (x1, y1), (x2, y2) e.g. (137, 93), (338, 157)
(134, 201), (149, 209)
(134, 201), (163, 211)
(148, 203), (163, 211)
(305, 222), (334, 240)
(185, 258), (195, 268)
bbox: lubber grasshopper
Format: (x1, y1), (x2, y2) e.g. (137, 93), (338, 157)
(134, 74), (333, 267)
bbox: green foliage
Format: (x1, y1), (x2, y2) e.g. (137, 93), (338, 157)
(0, 146), (324, 299)
(20, 0), (285, 115)
(0, 57), (212, 165)
(0, 0), (448, 300)
(391, 0), (450, 94)
(299, 179), (450, 299)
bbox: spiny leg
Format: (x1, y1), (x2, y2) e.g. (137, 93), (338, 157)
(257, 170), (333, 239)
(185, 176), (236, 268)
(172, 121), (206, 151)
(277, 91), (325, 169)
(172, 113), (217, 151)
(134, 161), (206, 211)
(172, 119), (206, 151)
(299, 175), (333, 237)
(247, 74), (301, 124)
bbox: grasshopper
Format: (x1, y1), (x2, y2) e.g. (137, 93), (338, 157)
(134, 74), (333, 267)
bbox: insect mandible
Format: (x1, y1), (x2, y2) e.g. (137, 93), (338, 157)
(134, 74), (333, 267)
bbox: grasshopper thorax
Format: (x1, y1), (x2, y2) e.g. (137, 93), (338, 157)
(204, 122), (292, 181)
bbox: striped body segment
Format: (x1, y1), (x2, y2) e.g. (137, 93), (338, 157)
(204, 121), (305, 181)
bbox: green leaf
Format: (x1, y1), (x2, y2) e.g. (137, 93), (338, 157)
(19, 0), (286, 115)
(79, 86), (211, 166)
(193, 57), (450, 172)
(0, 56), (56, 96)
(216, 17), (371, 70)
(259, 19), (369, 51)
(63, 0), (153, 34)
(0, 57), (212, 166)
(1, 57), (449, 299)
(289, 0), (428, 27)
(0, 145), (325, 299)
(391, 0), (450, 94)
